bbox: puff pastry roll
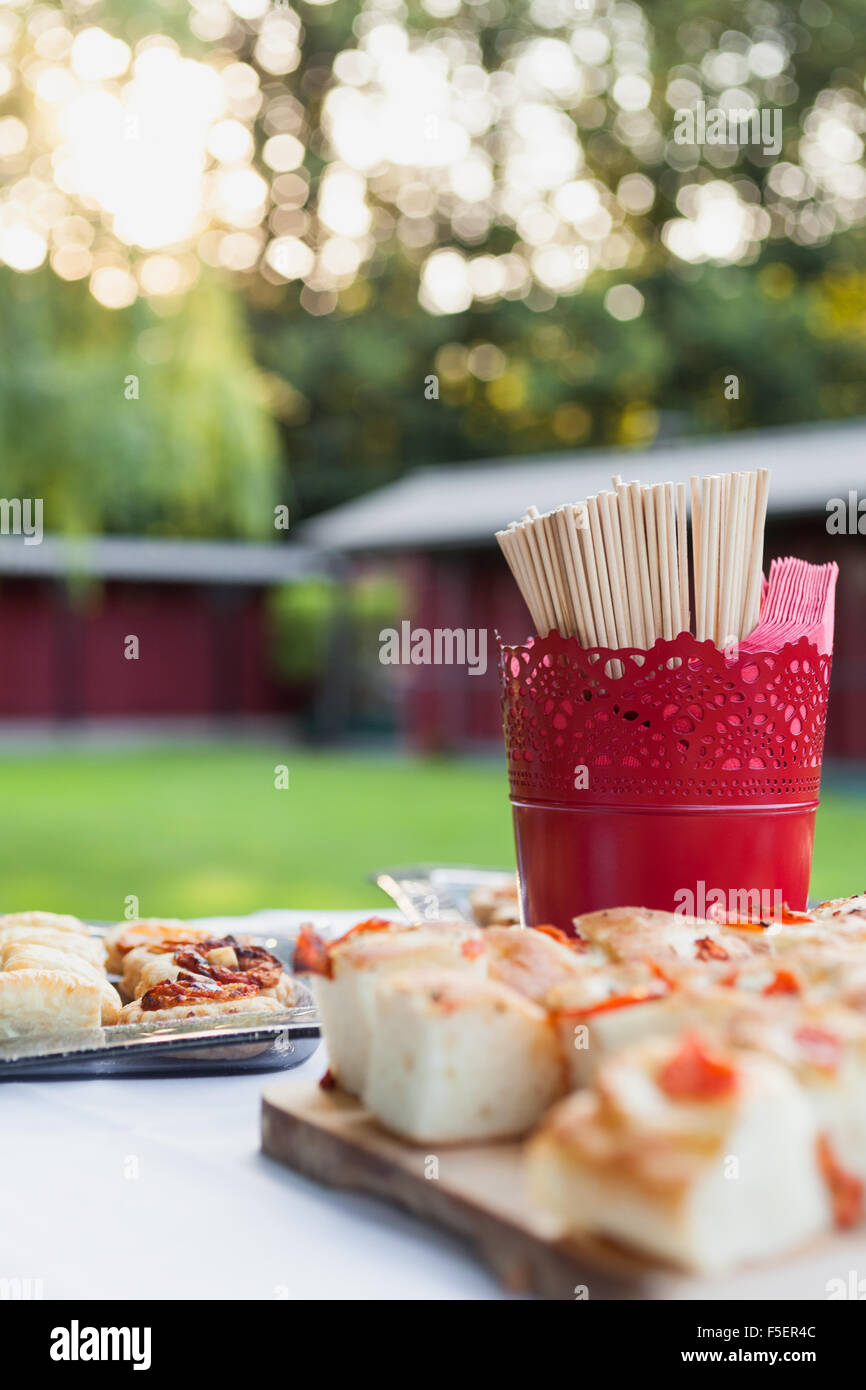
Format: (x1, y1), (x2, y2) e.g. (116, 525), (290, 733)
(118, 940), (242, 999)
(103, 919), (208, 974)
(116, 934), (301, 1022)
(0, 924), (106, 970)
(0, 969), (104, 1038)
(0, 943), (121, 1024)
(120, 936), (297, 1004)
(118, 992), (286, 1024)
(0, 911), (88, 935)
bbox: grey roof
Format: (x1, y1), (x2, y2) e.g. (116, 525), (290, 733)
(304, 418), (865, 552)
(0, 534), (328, 585)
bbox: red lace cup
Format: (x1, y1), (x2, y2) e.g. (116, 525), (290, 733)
(499, 631), (831, 809)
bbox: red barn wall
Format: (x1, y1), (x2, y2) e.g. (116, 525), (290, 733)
(398, 549), (526, 751)
(782, 519), (866, 761)
(0, 581), (58, 716)
(0, 579), (286, 720)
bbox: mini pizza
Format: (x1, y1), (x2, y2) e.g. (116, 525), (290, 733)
(0, 942), (121, 1025)
(118, 986), (288, 1025)
(707, 901), (813, 932)
(544, 964), (775, 1088)
(300, 919), (487, 1097)
(712, 902), (866, 958)
(722, 943), (866, 1008)
(527, 1032), (831, 1272)
(119, 945), (174, 999)
(572, 906), (756, 966)
(483, 924), (604, 1004)
(711, 952), (803, 997)
(768, 916), (866, 956)
(363, 968), (564, 1143)
(115, 931), (304, 1022)
(103, 919), (210, 974)
(722, 1005), (866, 1224)
(547, 963), (680, 1088)
(468, 881), (521, 927)
(813, 893), (866, 923)
(121, 936), (300, 1007)
(830, 965), (866, 1016)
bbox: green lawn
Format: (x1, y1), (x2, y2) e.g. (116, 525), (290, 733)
(0, 744), (860, 919)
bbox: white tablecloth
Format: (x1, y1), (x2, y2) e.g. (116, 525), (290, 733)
(1, 911), (509, 1301)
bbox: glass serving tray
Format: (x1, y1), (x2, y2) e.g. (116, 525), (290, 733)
(0, 920), (322, 1079)
(0, 1006), (321, 1079)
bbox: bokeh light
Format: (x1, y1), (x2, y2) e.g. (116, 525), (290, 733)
(0, 0), (862, 310)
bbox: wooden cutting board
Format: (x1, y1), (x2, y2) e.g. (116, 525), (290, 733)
(262, 1079), (866, 1300)
(261, 1078), (681, 1299)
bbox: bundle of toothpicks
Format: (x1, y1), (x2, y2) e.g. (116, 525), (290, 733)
(495, 469), (770, 650)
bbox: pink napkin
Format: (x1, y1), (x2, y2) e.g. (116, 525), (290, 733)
(740, 558), (838, 656)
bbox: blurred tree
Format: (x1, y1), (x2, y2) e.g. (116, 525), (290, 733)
(1, 0), (866, 531)
(269, 569), (403, 736)
(238, 0), (866, 516)
(0, 267), (281, 536)
(252, 228), (866, 518)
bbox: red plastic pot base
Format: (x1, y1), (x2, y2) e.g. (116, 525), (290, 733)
(512, 800), (817, 933)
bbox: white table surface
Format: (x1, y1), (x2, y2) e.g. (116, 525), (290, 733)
(1, 910), (513, 1302)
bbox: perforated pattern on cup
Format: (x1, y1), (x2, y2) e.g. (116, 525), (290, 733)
(499, 632), (830, 807)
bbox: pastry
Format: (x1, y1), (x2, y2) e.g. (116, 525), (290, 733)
(468, 880), (521, 927)
(363, 968), (564, 1143)
(0, 912), (119, 1035)
(483, 924), (604, 1004)
(122, 937), (299, 1007)
(723, 1004), (866, 1221)
(528, 1032), (831, 1272)
(115, 930), (302, 1022)
(0, 911), (89, 935)
(0, 942), (121, 1025)
(301, 919), (487, 1097)
(0, 924), (106, 969)
(813, 893), (866, 923)
(0, 969), (105, 1038)
(103, 919), (209, 974)
(572, 906), (756, 965)
(118, 990), (287, 1024)
(548, 962), (681, 1087)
